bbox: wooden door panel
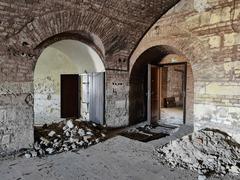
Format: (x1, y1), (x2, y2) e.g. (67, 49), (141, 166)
(151, 66), (160, 123)
(147, 64), (160, 124)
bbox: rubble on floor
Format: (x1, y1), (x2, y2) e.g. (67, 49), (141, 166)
(24, 120), (106, 158)
(155, 128), (240, 177)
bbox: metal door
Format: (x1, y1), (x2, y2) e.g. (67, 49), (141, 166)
(89, 72), (105, 124)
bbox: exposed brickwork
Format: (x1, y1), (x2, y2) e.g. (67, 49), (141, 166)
(0, 0), (180, 153)
(130, 0), (240, 143)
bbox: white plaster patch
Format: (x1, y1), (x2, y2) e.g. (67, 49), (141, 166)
(0, 57), (4, 65)
(0, 109), (7, 122)
(115, 100), (126, 109)
(2, 134), (10, 144)
(194, 0), (211, 13)
(194, 103), (216, 121)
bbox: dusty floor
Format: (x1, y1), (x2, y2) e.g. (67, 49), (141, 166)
(160, 107), (184, 125)
(0, 134), (239, 180)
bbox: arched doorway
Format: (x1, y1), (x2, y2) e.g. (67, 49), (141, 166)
(34, 40), (105, 126)
(129, 45), (194, 126)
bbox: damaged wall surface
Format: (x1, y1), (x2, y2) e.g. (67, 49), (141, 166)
(34, 47), (79, 125)
(130, 0), (240, 143)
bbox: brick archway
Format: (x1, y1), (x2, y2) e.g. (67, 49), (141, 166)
(5, 10), (119, 58)
(128, 24), (217, 126)
(129, 25), (215, 81)
(129, 45), (194, 125)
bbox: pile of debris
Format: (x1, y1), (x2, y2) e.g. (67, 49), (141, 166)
(25, 120), (106, 158)
(155, 129), (240, 177)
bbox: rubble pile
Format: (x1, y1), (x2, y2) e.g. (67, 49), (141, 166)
(155, 129), (240, 176)
(25, 120), (106, 157)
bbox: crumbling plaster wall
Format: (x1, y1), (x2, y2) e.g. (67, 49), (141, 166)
(130, 0), (240, 142)
(34, 47), (79, 125)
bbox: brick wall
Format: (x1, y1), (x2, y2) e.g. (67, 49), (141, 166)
(0, 0), (179, 153)
(130, 0), (240, 143)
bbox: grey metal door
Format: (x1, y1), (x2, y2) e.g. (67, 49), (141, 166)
(89, 72), (105, 124)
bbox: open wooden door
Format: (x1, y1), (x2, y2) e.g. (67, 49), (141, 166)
(147, 64), (160, 124)
(61, 74), (80, 119)
(89, 72), (105, 125)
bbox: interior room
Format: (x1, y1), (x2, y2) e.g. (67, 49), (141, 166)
(0, 0), (240, 179)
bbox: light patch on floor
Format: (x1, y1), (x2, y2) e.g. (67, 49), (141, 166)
(160, 107), (184, 125)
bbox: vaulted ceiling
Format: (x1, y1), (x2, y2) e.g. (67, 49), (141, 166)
(0, 0), (180, 68)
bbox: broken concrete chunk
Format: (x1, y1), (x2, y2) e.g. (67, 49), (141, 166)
(95, 138), (100, 143)
(25, 153), (31, 159)
(48, 131), (56, 137)
(71, 144), (77, 149)
(229, 166), (240, 174)
(63, 125), (68, 131)
(86, 131), (93, 136)
(34, 142), (40, 150)
(66, 120), (74, 129)
(31, 151), (38, 157)
(78, 129), (85, 136)
(78, 141), (84, 146)
(46, 148), (54, 154)
(40, 137), (50, 145)
(1, 134), (10, 144)
(198, 174), (206, 180)
(65, 131), (70, 137)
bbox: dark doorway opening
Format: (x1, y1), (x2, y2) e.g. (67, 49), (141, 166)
(60, 73), (105, 124)
(61, 74), (80, 119)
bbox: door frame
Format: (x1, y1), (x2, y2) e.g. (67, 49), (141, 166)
(147, 62), (187, 124)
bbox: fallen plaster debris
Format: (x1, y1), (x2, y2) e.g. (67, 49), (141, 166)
(24, 120), (106, 157)
(155, 129), (240, 177)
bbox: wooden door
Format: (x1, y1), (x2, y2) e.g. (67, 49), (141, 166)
(147, 64), (160, 124)
(61, 74), (80, 118)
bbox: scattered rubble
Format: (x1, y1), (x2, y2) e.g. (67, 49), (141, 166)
(24, 120), (106, 158)
(155, 129), (240, 177)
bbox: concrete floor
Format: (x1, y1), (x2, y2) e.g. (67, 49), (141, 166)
(0, 133), (238, 180)
(160, 107), (184, 125)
